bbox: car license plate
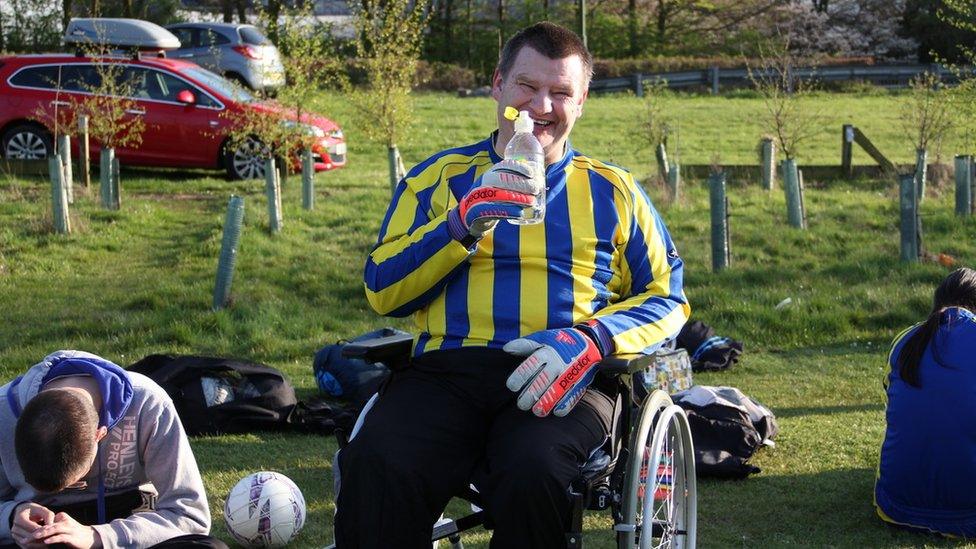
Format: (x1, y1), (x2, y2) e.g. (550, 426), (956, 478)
(333, 142), (346, 156)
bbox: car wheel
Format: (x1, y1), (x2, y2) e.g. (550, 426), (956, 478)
(2, 124), (53, 160)
(224, 137), (269, 180)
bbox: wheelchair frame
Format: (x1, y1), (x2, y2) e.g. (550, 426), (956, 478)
(334, 333), (697, 549)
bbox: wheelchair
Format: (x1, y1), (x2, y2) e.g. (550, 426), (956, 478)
(329, 331), (697, 549)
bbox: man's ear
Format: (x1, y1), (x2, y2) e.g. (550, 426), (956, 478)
(576, 88), (589, 118)
(94, 425), (108, 443)
(491, 68), (503, 101)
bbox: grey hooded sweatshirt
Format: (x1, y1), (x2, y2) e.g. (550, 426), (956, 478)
(0, 350), (211, 548)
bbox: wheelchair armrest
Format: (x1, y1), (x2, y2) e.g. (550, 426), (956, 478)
(341, 332), (414, 364)
(596, 353), (655, 376)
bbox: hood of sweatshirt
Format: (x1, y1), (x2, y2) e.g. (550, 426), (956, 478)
(6, 350), (134, 430)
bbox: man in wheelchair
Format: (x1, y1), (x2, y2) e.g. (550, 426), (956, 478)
(335, 22), (690, 548)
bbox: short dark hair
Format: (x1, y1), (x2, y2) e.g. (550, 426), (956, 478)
(15, 389), (99, 493)
(497, 22), (593, 85)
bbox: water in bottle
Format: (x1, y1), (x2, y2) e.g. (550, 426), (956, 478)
(503, 109), (546, 224)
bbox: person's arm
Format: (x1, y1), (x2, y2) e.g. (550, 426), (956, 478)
(91, 395), (210, 548)
(585, 178), (691, 355)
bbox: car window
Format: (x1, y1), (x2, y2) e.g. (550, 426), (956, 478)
(9, 65), (63, 89)
(156, 69), (219, 107)
(169, 27), (194, 49)
(117, 66), (156, 99)
(62, 65), (101, 91)
(198, 29), (230, 48)
(239, 26), (271, 46)
(182, 66), (252, 103)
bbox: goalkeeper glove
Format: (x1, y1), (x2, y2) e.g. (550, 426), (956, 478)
(504, 326), (605, 417)
(447, 160), (537, 242)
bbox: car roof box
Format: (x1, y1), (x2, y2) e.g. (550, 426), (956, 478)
(64, 18), (181, 51)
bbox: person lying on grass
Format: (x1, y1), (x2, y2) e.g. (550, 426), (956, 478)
(0, 350), (226, 549)
(876, 267), (976, 538)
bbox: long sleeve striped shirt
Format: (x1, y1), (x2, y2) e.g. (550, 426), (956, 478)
(364, 134), (690, 357)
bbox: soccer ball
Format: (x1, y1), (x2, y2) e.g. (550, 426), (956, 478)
(224, 471), (306, 548)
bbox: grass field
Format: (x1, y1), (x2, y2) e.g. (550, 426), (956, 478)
(1, 90), (975, 548)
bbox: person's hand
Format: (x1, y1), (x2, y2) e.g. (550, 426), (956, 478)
(29, 512), (100, 548)
(452, 160), (537, 238)
(504, 327), (603, 417)
(10, 502), (53, 548)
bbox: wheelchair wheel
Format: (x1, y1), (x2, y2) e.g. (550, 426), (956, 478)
(618, 392), (697, 549)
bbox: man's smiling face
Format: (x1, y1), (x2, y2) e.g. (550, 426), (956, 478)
(491, 46), (589, 166)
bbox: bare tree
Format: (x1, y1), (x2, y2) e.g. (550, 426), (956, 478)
(748, 41), (821, 161)
(900, 72), (955, 159)
(349, 0), (429, 191)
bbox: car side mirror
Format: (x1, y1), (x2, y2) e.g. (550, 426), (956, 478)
(176, 89), (196, 105)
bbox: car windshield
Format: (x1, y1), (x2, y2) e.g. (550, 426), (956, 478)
(181, 65), (255, 102)
(239, 26), (271, 46)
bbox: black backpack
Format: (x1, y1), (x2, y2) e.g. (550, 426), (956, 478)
(672, 385), (778, 479)
(128, 354), (354, 436)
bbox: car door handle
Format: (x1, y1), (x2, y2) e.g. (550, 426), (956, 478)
(49, 100), (70, 107)
(125, 108), (146, 115)
(178, 53), (194, 58)
(209, 121), (219, 127)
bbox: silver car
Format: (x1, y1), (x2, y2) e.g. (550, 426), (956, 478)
(165, 22), (285, 92)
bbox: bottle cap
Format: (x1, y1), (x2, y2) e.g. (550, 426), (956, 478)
(514, 110), (533, 133)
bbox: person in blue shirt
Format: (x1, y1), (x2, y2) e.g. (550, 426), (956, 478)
(876, 267), (976, 537)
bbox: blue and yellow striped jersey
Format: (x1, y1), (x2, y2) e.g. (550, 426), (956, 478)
(364, 134), (690, 357)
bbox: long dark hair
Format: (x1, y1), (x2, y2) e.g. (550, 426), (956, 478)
(898, 267), (976, 387)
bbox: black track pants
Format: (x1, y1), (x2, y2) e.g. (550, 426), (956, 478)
(334, 347), (614, 549)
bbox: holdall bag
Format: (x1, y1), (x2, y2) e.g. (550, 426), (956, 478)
(129, 354), (352, 436)
(312, 327), (409, 407)
(672, 385), (778, 479)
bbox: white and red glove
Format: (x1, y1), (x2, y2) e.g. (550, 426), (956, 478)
(448, 160), (537, 241)
(504, 326), (604, 417)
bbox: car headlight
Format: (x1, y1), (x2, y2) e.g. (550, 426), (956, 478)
(329, 129), (344, 140)
(282, 120), (325, 137)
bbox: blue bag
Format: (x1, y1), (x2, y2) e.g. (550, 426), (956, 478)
(313, 328), (408, 406)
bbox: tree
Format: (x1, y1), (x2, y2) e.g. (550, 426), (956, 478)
(349, 0), (429, 192)
(766, 0), (917, 60)
(899, 71), (954, 158)
(271, 4), (347, 179)
(749, 41), (821, 162)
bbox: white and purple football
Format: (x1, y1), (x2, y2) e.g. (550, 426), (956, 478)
(224, 471), (306, 548)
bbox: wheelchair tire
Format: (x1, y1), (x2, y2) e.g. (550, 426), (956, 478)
(617, 392), (697, 549)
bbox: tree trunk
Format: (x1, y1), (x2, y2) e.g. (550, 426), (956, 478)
(466, 0), (473, 68)
(221, 0), (233, 22)
(235, 0), (246, 22)
(542, 0), (549, 20)
(89, 0), (99, 17)
(444, 0), (453, 62)
(657, 0), (669, 47)
(266, 0), (281, 45)
(497, 0), (506, 43)
(628, 0), (637, 56)
(122, 0), (132, 18)
(62, 0), (73, 33)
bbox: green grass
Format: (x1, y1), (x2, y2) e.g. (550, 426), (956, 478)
(2, 91), (975, 547)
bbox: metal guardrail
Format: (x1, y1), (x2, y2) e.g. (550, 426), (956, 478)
(589, 64), (974, 95)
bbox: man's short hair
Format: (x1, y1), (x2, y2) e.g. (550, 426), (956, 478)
(15, 389), (98, 493)
(498, 22), (594, 85)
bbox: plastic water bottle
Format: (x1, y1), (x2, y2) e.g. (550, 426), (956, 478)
(503, 110), (545, 224)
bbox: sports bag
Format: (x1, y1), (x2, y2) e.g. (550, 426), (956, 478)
(672, 385), (778, 479)
(128, 354), (353, 436)
(313, 327), (408, 407)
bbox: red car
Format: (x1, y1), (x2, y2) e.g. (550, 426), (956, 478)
(0, 53), (346, 179)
